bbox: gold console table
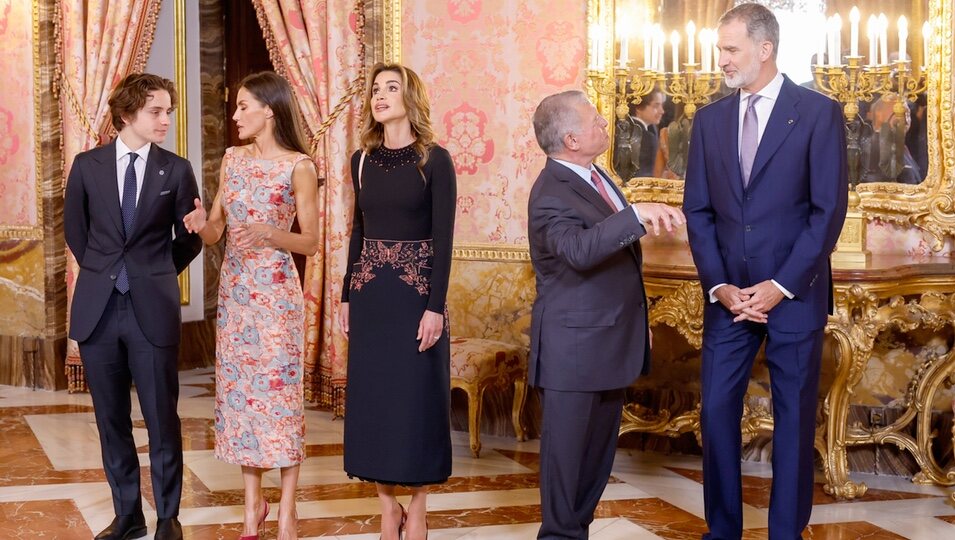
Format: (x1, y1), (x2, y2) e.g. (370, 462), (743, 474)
(623, 245), (955, 500)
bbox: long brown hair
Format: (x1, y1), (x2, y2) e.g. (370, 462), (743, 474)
(238, 71), (310, 156)
(359, 63), (435, 168)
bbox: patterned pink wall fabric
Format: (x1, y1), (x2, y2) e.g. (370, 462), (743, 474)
(402, 0), (587, 245)
(0, 0), (36, 227)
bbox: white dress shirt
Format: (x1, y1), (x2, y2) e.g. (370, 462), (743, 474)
(552, 158), (644, 224)
(736, 71), (784, 158)
(115, 137), (151, 206)
(709, 71), (793, 303)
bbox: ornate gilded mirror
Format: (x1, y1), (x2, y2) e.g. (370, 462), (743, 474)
(588, 0), (953, 248)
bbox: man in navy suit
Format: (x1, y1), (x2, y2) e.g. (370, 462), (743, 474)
(528, 90), (684, 539)
(64, 73), (201, 540)
(683, 4), (848, 539)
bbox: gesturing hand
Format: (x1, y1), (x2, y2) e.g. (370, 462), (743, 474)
(183, 198), (207, 234)
(633, 203), (686, 236)
(232, 223), (275, 249)
(417, 310), (444, 353)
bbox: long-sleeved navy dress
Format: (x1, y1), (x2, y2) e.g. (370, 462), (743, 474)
(342, 143), (457, 485)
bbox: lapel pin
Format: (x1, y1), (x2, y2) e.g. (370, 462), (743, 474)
(788, 119), (794, 125)
(159, 170), (165, 176)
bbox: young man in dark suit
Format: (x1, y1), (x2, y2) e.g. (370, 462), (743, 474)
(527, 90), (684, 539)
(683, 4), (848, 538)
(64, 73), (202, 540)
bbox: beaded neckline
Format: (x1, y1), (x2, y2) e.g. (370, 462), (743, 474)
(370, 143), (418, 171)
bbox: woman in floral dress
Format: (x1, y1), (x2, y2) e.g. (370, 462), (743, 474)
(184, 72), (319, 540)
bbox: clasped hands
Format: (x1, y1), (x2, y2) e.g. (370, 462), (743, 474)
(714, 281), (785, 324)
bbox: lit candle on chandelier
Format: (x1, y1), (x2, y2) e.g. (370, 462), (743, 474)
(849, 6), (860, 57)
(670, 31), (681, 72)
(923, 21), (931, 67)
(867, 14), (878, 65)
(898, 15), (908, 61)
(879, 13), (888, 65)
(643, 24), (652, 68)
(686, 21), (696, 65)
(833, 14), (843, 66)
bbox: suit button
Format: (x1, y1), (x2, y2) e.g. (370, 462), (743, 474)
(109, 274), (117, 280)
(745, 225), (752, 232)
(742, 256), (748, 262)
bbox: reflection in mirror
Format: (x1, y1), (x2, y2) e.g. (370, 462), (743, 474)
(606, 0), (930, 186)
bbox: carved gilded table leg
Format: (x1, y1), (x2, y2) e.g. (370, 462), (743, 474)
(823, 289), (955, 499)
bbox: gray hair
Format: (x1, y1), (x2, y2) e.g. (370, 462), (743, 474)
(533, 90), (589, 156)
(719, 2), (780, 60)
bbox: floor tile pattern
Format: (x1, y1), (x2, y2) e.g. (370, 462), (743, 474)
(1, 369), (953, 539)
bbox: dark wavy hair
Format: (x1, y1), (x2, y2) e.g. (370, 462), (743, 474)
(238, 71), (310, 156)
(108, 73), (178, 132)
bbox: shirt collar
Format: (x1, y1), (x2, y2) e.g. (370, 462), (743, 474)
(116, 137), (151, 164)
(631, 116), (649, 130)
(740, 70), (784, 103)
(552, 158), (597, 183)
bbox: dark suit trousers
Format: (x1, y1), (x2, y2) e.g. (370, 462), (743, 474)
(537, 387), (625, 540)
(700, 321), (824, 540)
(79, 291), (183, 519)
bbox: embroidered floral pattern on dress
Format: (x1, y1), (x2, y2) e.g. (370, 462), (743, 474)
(350, 239), (433, 296)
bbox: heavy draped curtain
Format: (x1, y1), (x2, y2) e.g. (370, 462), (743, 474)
(252, 1), (365, 416)
(60, 0), (163, 391)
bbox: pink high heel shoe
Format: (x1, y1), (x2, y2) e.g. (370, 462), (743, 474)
(238, 499), (269, 540)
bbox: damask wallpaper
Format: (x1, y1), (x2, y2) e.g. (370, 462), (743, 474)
(401, 0), (587, 245)
(0, 0), (37, 229)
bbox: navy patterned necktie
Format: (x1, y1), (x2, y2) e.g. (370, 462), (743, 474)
(740, 94), (762, 188)
(115, 152), (138, 293)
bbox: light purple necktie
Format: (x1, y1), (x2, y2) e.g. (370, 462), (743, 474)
(740, 94), (762, 188)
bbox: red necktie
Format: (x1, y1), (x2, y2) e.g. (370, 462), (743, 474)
(590, 169), (618, 211)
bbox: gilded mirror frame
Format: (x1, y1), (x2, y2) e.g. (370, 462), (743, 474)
(588, 0), (955, 249)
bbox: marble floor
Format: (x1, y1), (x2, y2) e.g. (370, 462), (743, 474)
(2, 368), (955, 539)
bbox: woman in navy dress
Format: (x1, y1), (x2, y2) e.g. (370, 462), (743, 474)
(339, 63), (456, 540)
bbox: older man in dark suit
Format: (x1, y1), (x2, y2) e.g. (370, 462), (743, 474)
(683, 4), (848, 538)
(527, 90), (685, 539)
(64, 73), (201, 540)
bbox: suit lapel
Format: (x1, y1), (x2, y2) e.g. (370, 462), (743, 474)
(128, 144), (171, 242)
(747, 76), (801, 191)
(715, 93), (744, 201)
(88, 142), (125, 239)
(547, 159), (615, 218)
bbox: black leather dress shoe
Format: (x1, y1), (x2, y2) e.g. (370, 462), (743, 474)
(154, 517), (183, 540)
(94, 514), (147, 540)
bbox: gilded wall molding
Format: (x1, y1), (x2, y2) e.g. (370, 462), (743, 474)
(174, 0), (190, 305)
(382, 0), (401, 63)
(452, 243), (530, 262)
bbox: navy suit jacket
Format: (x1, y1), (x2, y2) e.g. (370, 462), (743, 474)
(527, 159), (650, 392)
(683, 75), (848, 332)
(64, 141), (202, 347)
